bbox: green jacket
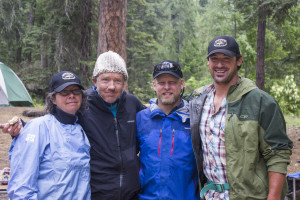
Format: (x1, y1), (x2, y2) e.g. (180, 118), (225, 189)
(189, 77), (293, 200)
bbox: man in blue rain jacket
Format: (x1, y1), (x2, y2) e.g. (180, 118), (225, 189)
(136, 60), (204, 200)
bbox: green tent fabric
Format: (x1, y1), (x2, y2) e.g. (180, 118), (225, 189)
(0, 62), (33, 107)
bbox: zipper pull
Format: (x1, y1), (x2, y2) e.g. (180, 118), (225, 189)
(171, 129), (175, 156)
(158, 129), (162, 155)
(228, 113), (233, 121)
(114, 118), (118, 129)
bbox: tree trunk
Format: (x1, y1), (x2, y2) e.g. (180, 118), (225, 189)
(97, 0), (127, 61)
(28, 1), (35, 26)
(15, 29), (22, 64)
(25, 0), (36, 64)
(40, 35), (48, 69)
(55, 32), (63, 73)
(97, 0), (128, 90)
(79, 0), (92, 86)
(256, 2), (266, 91)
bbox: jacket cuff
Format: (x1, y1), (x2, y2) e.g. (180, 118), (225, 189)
(266, 149), (292, 174)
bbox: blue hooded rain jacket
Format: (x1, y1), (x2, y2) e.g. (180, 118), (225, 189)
(8, 111), (91, 200)
(136, 99), (199, 200)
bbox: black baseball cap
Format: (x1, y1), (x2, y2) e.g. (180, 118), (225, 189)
(153, 60), (183, 79)
(207, 35), (240, 58)
(50, 71), (84, 92)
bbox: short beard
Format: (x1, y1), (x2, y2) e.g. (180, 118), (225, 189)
(159, 94), (180, 106)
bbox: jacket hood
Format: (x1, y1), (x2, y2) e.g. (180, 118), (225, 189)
(227, 77), (257, 103)
(149, 98), (190, 123)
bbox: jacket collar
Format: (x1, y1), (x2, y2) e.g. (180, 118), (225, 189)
(203, 77), (257, 103)
(53, 106), (78, 125)
(227, 77), (257, 102)
(87, 88), (126, 111)
(149, 98), (190, 123)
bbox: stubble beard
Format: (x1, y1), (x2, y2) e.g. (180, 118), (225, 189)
(159, 93), (181, 106)
(212, 66), (238, 85)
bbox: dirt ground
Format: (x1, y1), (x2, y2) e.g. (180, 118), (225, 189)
(0, 107), (299, 199)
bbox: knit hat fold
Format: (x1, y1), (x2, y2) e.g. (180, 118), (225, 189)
(93, 51), (128, 80)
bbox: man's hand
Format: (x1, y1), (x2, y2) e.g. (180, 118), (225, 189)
(1, 117), (23, 137)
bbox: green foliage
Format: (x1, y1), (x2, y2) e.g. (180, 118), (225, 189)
(130, 77), (154, 104)
(0, 0), (98, 102)
(185, 75), (212, 94)
(269, 75), (300, 115)
(230, 0), (297, 24)
(0, 0), (300, 104)
(127, 0), (207, 102)
(126, 0), (159, 101)
(229, 0), (299, 89)
(31, 93), (45, 108)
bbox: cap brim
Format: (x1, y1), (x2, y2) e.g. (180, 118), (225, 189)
(54, 82), (84, 92)
(207, 49), (236, 58)
(153, 71), (181, 79)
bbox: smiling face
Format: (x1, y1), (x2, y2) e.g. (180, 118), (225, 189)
(153, 74), (185, 107)
(208, 53), (243, 86)
(52, 85), (82, 115)
(92, 72), (125, 103)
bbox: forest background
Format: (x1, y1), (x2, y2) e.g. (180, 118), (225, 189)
(0, 0), (299, 115)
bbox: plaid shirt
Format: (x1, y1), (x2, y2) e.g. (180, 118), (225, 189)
(200, 85), (229, 199)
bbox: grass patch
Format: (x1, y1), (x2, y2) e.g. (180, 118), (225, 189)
(285, 115), (300, 128)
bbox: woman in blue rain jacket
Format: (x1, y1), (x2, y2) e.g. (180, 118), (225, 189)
(7, 71), (91, 200)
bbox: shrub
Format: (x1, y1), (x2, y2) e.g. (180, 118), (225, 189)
(270, 75), (300, 115)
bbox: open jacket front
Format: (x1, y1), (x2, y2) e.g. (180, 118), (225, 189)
(189, 78), (293, 200)
(79, 89), (145, 200)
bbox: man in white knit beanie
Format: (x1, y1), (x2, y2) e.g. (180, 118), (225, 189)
(81, 51), (145, 199)
(93, 50), (128, 81)
(91, 51), (129, 103)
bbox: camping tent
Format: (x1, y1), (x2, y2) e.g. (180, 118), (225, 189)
(0, 62), (33, 107)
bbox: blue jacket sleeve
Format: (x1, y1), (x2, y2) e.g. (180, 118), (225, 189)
(7, 118), (48, 200)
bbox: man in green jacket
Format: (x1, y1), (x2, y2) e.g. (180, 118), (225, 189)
(190, 35), (293, 200)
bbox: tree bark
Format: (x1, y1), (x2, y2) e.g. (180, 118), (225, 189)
(28, 1), (35, 26)
(79, 0), (92, 86)
(55, 32), (63, 73)
(97, 0), (127, 61)
(25, 0), (36, 64)
(97, 0), (128, 91)
(40, 35), (48, 69)
(256, 2), (266, 91)
(15, 29), (22, 64)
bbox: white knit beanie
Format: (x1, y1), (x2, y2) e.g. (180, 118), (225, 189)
(93, 51), (128, 80)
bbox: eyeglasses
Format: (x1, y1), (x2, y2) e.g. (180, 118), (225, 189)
(58, 89), (82, 96)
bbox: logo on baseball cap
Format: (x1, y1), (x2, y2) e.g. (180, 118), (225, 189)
(153, 60), (183, 79)
(207, 35), (240, 58)
(50, 71), (84, 92)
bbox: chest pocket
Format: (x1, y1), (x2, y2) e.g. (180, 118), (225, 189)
(118, 118), (136, 148)
(171, 122), (194, 158)
(49, 129), (90, 174)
